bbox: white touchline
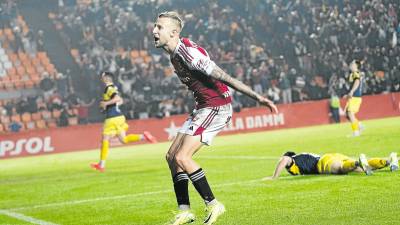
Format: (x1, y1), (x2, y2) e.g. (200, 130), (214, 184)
(0, 209), (58, 225)
(198, 155), (279, 160)
(8, 179), (262, 212)
(9, 190), (170, 211)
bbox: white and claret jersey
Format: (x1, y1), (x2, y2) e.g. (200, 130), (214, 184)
(170, 38), (232, 109)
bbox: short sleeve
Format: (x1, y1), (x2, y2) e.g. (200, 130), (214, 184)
(106, 86), (118, 99)
(177, 41), (216, 76)
(188, 48), (216, 76)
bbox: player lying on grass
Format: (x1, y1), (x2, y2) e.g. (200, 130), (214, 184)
(90, 71), (157, 172)
(263, 151), (398, 180)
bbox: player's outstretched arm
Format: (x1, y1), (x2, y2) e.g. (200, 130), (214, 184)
(210, 65), (278, 113)
(262, 156), (292, 180)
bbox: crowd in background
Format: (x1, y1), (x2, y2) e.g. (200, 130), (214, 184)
(0, 0), (80, 131)
(1, 0), (399, 131)
(50, 0), (400, 120)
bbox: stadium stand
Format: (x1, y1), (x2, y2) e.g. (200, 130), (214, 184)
(0, 0), (399, 133)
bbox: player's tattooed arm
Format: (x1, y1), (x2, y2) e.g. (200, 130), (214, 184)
(210, 65), (260, 100)
(210, 65), (278, 113)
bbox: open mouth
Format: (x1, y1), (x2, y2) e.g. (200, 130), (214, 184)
(154, 36), (160, 43)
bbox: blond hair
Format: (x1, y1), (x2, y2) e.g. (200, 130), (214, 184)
(158, 11), (184, 30)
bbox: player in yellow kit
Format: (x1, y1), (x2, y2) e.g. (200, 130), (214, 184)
(90, 71), (157, 172)
(263, 151), (398, 180)
(344, 60), (364, 137)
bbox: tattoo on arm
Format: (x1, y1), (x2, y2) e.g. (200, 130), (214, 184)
(210, 65), (260, 101)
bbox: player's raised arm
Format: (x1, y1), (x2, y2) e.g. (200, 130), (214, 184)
(210, 65), (278, 113)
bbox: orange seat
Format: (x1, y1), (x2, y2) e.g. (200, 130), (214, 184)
(52, 109), (61, 119)
(47, 120), (57, 128)
(144, 56), (152, 63)
(41, 57), (50, 66)
(36, 120), (47, 129)
(7, 67), (17, 76)
(37, 52), (47, 60)
(22, 58), (32, 68)
(14, 80), (24, 89)
(1, 76), (10, 82)
(11, 114), (21, 123)
(21, 113), (32, 122)
(130, 50), (139, 59)
(4, 28), (12, 36)
(68, 117), (78, 125)
(25, 121), (36, 130)
(4, 82), (14, 90)
(32, 57), (41, 67)
(46, 64), (56, 74)
(41, 110), (52, 120)
(31, 112), (41, 121)
(8, 53), (18, 63)
(1, 115), (11, 123)
(29, 72), (40, 80)
(26, 65), (36, 76)
(24, 80), (35, 89)
(139, 50), (148, 57)
(18, 52), (28, 61)
(18, 123), (25, 131)
(16, 66), (26, 76)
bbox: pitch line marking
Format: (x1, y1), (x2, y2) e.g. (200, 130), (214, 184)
(7, 179), (261, 212)
(197, 155), (279, 160)
(5, 175), (343, 212)
(0, 209), (59, 225)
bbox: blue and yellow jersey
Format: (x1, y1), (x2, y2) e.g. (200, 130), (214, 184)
(102, 84), (123, 119)
(285, 153), (320, 175)
(349, 71), (362, 97)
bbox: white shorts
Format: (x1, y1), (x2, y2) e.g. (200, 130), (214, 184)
(179, 104), (232, 146)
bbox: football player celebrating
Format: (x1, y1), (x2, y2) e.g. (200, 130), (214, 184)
(153, 11), (277, 225)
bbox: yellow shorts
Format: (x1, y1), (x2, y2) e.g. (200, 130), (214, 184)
(346, 97), (362, 113)
(103, 115), (129, 136)
(317, 153), (350, 174)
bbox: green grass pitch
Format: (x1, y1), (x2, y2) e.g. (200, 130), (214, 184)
(1, 117), (399, 225)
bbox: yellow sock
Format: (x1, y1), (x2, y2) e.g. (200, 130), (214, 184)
(351, 120), (359, 132)
(342, 160), (357, 173)
(100, 140), (109, 161)
(368, 158), (389, 170)
(123, 134), (142, 144)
